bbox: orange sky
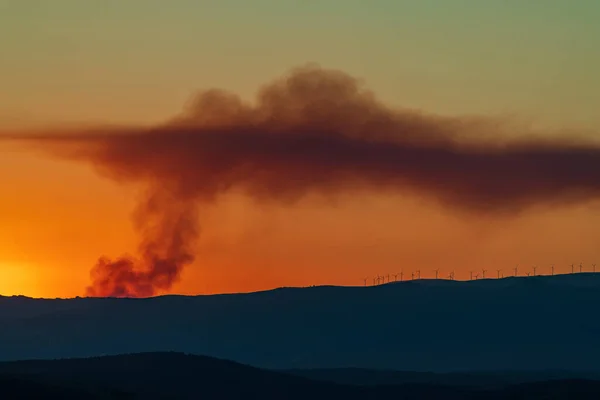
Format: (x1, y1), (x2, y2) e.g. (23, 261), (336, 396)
(1, 136), (600, 298)
(1, 1), (600, 298)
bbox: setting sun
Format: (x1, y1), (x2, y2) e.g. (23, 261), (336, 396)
(0, 261), (39, 297)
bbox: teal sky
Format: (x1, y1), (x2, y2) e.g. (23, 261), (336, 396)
(1, 0), (599, 129)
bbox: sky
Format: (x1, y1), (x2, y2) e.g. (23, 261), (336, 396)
(1, 0), (599, 298)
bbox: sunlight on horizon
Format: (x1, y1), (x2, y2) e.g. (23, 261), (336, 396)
(0, 261), (40, 296)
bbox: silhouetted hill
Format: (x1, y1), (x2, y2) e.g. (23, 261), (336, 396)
(0, 376), (105, 399)
(1, 273), (600, 372)
(1, 353), (600, 399)
(0, 352), (473, 399)
(283, 367), (600, 388)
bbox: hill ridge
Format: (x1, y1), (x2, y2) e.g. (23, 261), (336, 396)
(2, 272), (600, 301)
(1, 273), (600, 372)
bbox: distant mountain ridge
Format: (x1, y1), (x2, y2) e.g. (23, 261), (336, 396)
(1, 273), (600, 372)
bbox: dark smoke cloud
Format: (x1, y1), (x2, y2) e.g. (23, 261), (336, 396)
(5, 65), (600, 297)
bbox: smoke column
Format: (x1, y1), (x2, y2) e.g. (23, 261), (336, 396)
(86, 188), (199, 297)
(5, 65), (600, 297)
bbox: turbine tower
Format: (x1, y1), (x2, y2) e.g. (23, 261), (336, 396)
(470, 271), (474, 280)
(514, 265), (518, 277)
(363, 277), (368, 286)
(400, 271), (404, 281)
(551, 264), (555, 276)
(593, 264), (597, 273)
(393, 273), (398, 282)
(571, 263), (575, 274)
(579, 263), (583, 273)
(497, 269), (502, 279)
(434, 269), (439, 279)
(482, 269), (487, 279)
(533, 265), (537, 276)
(417, 270), (421, 280)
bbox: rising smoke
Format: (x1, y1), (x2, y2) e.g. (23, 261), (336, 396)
(5, 65), (600, 297)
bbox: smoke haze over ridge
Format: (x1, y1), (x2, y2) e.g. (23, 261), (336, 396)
(4, 65), (600, 297)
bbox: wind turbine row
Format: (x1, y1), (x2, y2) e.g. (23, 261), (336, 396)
(362, 262), (597, 286)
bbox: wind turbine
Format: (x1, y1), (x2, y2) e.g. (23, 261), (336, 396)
(593, 264), (597, 273)
(392, 273), (398, 282)
(386, 274), (390, 283)
(514, 265), (518, 277)
(400, 271), (404, 281)
(416, 270), (421, 280)
(526, 272), (531, 277)
(434, 269), (439, 279)
(571, 263), (574, 274)
(497, 269), (502, 279)
(482, 269), (487, 279)
(579, 263), (583, 273)
(470, 271), (474, 280)
(533, 265), (537, 276)
(411, 272), (415, 280)
(551, 264), (555, 276)
(474, 273), (479, 280)
(363, 277), (368, 286)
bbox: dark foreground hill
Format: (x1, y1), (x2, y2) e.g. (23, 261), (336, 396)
(1, 352), (600, 400)
(1, 273), (600, 372)
(0, 376), (105, 399)
(0, 352), (470, 399)
(284, 367), (600, 388)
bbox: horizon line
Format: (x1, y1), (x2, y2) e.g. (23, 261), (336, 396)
(2, 272), (599, 301)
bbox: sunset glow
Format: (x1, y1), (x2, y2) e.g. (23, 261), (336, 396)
(1, 1), (599, 298)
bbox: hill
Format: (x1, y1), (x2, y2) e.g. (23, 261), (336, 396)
(1, 352), (600, 399)
(1, 273), (600, 372)
(284, 367), (600, 388)
(0, 352), (470, 399)
(0, 376), (109, 399)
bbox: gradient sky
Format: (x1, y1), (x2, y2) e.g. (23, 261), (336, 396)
(1, 0), (600, 298)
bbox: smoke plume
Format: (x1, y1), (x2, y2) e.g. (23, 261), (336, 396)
(5, 65), (600, 297)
